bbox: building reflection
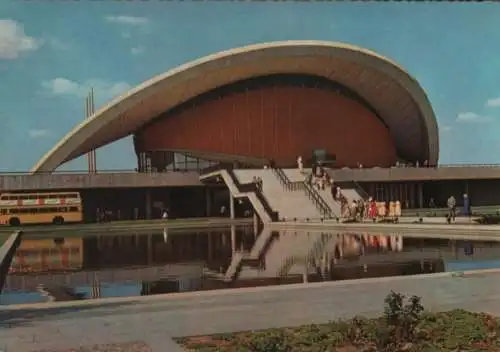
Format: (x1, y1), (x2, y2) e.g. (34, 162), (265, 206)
(6, 228), (500, 304)
(9, 238), (83, 273)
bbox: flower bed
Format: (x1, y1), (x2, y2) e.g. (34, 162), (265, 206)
(176, 292), (500, 351)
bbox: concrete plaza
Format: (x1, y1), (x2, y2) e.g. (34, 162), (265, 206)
(1, 270), (500, 351)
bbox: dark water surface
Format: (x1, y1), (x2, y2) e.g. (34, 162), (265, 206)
(2, 226), (500, 305)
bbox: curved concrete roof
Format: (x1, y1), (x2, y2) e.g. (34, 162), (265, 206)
(32, 40), (439, 173)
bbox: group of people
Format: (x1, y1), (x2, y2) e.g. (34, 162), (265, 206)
(345, 198), (401, 221)
(251, 176), (263, 191)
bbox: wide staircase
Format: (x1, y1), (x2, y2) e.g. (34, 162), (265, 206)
(281, 168), (342, 218)
(200, 165), (279, 223)
(233, 168), (335, 220)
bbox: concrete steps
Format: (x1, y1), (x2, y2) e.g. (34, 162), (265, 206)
(233, 169), (320, 220)
(200, 169), (272, 223)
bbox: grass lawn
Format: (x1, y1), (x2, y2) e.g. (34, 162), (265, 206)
(176, 292), (500, 351)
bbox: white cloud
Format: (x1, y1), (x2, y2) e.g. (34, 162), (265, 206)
(131, 46), (145, 55)
(486, 97), (500, 108)
(0, 19), (41, 60)
(441, 125), (452, 132)
(104, 15), (149, 26)
(28, 129), (50, 138)
(456, 112), (491, 123)
(41, 77), (131, 103)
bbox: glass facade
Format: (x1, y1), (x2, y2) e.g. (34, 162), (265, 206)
(137, 151), (218, 172)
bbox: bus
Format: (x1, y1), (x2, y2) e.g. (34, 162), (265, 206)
(0, 192), (83, 226)
(9, 237), (83, 273)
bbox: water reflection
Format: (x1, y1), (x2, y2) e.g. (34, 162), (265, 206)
(2, 227), (500, 305)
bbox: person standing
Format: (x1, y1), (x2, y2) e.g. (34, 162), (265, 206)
(297, 156), (304, 173)
(463, 193), (471, 217)
(447, 195), (457, 222)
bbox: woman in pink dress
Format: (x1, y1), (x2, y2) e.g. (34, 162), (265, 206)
(369, 198), (378, 219)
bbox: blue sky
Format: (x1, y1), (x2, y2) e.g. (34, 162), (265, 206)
(1, 2), (499, 171)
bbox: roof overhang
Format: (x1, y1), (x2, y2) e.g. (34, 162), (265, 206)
(31, 40), (439, 173)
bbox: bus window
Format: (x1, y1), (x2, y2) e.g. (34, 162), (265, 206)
(69, 207), (78, 212)
(0, 209), (6, 215)
(39, 195), (47, 199)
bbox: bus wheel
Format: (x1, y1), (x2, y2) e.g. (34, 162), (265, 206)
(9, 217), (20, 226)
(53, 216), (64, 225)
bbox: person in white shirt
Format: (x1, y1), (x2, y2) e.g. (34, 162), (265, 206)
(297, 156), (303, 173)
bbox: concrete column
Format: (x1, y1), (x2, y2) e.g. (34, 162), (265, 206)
(205, 187), (212, 217)
(208, 233), (213, 261)
(418, 183), (424, 208)
(147, 234), (152, 265)
(231, 225), (236, 253)
(302, 266), (309, 283)
(253, 213), (259, 236)
(229, 194), (235, 219)
(145, 189), (152, 220)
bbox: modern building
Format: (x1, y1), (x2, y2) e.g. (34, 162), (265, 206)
(32, 40), (439, 173)
(13, 40), (500, 220)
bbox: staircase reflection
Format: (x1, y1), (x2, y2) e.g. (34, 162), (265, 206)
(220, 230), (446, 286)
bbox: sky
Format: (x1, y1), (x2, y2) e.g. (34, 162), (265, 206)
(1, 2), (500, 171)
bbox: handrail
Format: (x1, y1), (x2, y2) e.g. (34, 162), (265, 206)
(271, 167), (334, 218)
(352, 180), (370, 200)
(201, 164), (279, 221)
(303, 182), (334, 218)
(0, 169), (200, 176)
(272, 167), (305, 191)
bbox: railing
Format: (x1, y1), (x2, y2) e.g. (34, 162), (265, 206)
(352, 180), (370, 200)
(6, 163), (500, 176)
(0, 169), (201, 176)
(271, 167), (334, 219)
(332, 179), (369, 201)
(303, 182), (335, 219)
(200, 164), (279, 221)
(271, 167), (304, 191)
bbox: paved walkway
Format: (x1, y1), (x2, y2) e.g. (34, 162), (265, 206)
(271, 219), (500, 239)
(2, 270), (500, 351)
(3, 217), (253, 235)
